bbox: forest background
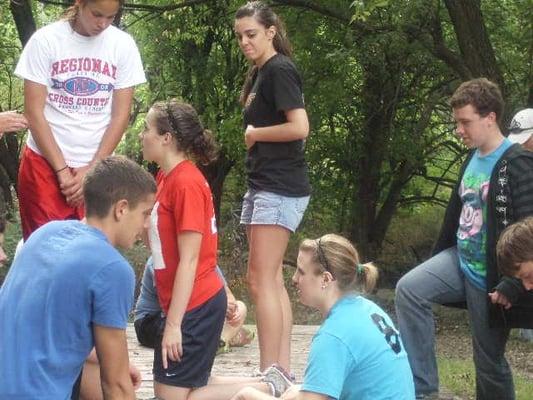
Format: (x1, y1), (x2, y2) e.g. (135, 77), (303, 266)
(1, 0), (531, 282)
(0, 1), (532, 397)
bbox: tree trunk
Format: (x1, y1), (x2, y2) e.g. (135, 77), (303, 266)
(443, 0), (509, 121)
(10, 0), (36, 47)
(199, 152), (234, 230)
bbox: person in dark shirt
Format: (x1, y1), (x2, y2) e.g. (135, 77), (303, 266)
(234, 1), (311, 374)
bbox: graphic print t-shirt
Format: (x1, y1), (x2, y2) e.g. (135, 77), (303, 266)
(457, 139), (512, 289)
(15, 20), (146, 167)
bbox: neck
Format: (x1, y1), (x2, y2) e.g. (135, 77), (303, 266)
(478, 128), (505, 156)
(70, 19), (89, 37)
(85, 216), (117, 246)
(318, 287), (344, 316)
(158, 151), (188, 174)
(256, 49), (277, 69)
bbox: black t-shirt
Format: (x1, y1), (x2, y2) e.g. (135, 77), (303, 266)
(243, 54), (311, 197)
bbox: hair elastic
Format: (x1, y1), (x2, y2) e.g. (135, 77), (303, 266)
(356, 263), (365, 275)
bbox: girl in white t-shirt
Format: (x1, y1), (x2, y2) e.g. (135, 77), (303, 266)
(15, 0), (145, 240)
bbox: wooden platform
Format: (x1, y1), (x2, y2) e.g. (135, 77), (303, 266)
(127, 324), (461, 400)
(127, 324), (318, 399)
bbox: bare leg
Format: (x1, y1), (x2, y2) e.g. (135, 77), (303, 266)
(277, 270), (292, 371)
(230, 387), (275, 400)
(189, 381), (271, 400)
(79, 358), (102, 400)
(154, 382), (191, 400)
(246, 225), (291, 371)
(155, 378), (270, 400)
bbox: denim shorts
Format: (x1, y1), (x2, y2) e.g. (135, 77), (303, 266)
(240, 189), (310, 232)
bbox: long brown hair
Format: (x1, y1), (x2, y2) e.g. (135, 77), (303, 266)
(236, 1), (293, 105)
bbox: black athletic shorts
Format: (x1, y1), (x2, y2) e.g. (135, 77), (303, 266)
(153, 288), (226, 388)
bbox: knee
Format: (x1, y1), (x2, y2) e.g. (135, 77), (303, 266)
(395, 271), (418, 304)
(247, 271), (261, 300)
(231, 387), (258, 400)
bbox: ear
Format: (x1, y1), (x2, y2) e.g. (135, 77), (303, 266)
(267, 26), (277, 40)
(322, 271), (334, 284)
(486, 111), (497, 124)
(162, 131), (173, 144)
(113, 199), (129, 221)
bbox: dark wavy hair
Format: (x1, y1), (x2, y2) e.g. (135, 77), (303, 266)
(236, 1), (293, 105)
(150, 99), (218, 165)
(450, 78), (504, 124)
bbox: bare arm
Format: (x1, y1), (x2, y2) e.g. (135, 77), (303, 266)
(245, 108), (309, 149)
(92, 87), (134, 162)
(24, 80), (67, 171)
(161, 231), (202, 368)
(93, 325), (135, 400)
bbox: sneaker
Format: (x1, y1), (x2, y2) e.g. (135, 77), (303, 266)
(262, 364), (294, 397)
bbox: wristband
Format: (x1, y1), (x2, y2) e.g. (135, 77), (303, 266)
(55, 165), (68, 174)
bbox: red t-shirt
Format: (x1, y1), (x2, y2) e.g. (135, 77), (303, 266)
(149, 160), (222, 313)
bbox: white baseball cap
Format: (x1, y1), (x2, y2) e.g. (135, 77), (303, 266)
(508, 108), (533, 144)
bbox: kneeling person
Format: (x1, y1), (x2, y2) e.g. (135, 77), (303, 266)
(0, 156), (156, 398)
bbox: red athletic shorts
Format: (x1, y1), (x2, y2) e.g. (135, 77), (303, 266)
(18, 147), (84, 240)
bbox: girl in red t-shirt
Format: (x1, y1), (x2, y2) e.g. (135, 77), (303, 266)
(141, 100), (226, 397)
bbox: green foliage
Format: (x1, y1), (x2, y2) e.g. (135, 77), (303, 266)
(350, 0), (391, 23)
(1, 0), (531, 270)
(437, 357), (533, 399)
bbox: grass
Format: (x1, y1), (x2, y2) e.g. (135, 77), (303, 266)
(438, 357), (533, 399)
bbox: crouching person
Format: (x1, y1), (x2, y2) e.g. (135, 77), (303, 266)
(0, 156), (156, 398)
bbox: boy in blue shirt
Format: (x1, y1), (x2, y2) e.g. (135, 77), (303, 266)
(0, 156), (156, 399)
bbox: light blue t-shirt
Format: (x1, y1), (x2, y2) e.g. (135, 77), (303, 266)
(134, 256), (161, 321)
(457, 139), (512, 289)
(0, 221), (135, 399)
(301, 295), (414, 400)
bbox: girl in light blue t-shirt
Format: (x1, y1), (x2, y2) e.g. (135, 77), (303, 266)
(231, 234), (415, 400)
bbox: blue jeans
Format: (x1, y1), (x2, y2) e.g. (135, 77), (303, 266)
(395, 247), (514, 399)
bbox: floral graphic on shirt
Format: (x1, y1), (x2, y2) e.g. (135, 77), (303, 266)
(457, 173), (490, 276)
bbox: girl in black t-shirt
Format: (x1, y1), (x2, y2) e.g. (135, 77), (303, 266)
(234, 1), (311, 374)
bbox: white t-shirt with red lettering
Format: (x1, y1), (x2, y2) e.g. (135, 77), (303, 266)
(15, 20), (146, 167)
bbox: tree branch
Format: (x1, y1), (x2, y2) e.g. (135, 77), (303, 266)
(37, 0), (211, 12)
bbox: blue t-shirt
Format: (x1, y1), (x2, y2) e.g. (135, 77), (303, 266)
(301, 295), (415, 400)
(457, 139), (512, 289)
(0, 221), (135, 399)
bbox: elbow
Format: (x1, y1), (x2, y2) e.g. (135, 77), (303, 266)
(298, 121), (309, 140)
